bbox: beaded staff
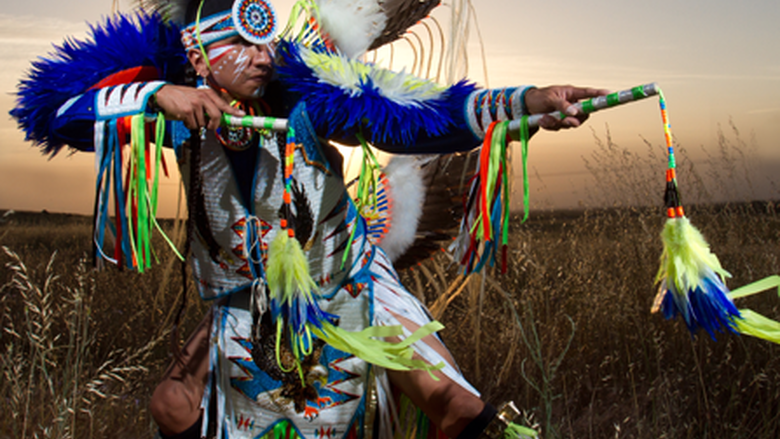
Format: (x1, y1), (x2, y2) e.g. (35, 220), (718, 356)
(509, 83), (660, 132)
(222, 113), (290, 131)
(220, 83), (661, 134)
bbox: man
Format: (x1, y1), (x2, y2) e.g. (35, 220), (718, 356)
(12, 0), (605, 437)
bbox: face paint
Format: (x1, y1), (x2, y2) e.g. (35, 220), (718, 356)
(207, 44), (236, 65)
(205, 37), (274, 100)
(230, 46), (251, 84)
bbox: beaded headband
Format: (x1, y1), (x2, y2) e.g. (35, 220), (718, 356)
(180, 0), (277, 51)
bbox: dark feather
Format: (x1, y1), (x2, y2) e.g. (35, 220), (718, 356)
(368, 0), (441, 51)
(289, 179), (314, 246)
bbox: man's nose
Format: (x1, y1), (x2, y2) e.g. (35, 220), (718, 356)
(250, 44), (273, 65)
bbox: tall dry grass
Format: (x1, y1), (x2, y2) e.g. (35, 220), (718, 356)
(2, 123), (779, 438)
(0, 214), (206, 438)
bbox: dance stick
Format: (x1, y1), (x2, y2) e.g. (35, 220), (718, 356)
(221, 113), (290, 131)
(508, 82), (660, 133)
(144, 113), (290, 131)
(163, 82), (660, 133)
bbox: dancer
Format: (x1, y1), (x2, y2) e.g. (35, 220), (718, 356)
(10, 0), (605, 437)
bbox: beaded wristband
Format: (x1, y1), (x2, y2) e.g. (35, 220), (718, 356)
(465, 85), (536, 138)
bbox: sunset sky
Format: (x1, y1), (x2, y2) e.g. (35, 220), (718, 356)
(1, 0), (779, 216)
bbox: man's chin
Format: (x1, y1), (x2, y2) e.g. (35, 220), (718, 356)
(232, 86), (265, 100)
(250, 86), (265, 98)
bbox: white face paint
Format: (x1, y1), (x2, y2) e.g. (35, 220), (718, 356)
(230, 46), (251, 85)
(207, 44), (246, 82)
(205, 37), (274, 100)
(207, 45), (234, 62)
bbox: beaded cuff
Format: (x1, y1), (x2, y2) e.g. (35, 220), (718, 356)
(465, 86), (535, 138)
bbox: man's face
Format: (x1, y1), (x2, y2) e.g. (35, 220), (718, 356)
(205, 36), (275, 100)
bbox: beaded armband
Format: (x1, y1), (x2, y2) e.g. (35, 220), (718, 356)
(465, 86), (535, 138)
(480, 402), (538, 439)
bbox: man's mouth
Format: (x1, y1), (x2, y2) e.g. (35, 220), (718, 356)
(251, 66), (273, 80)
(247, 71), (271, 85)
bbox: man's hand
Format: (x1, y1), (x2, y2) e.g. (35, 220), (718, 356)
(153, 85), (246, 131)
(525, 85), (609, 131)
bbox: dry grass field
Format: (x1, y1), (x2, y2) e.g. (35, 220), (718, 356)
(2, 126), (779, 438)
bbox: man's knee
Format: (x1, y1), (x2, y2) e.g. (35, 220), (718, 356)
(150, 379), (203, 434)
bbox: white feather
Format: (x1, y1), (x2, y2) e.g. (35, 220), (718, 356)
(316, 0), (387, 58)
(379, 156), (425, 262)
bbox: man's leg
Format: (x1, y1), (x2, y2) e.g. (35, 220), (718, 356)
(150, 310), (212, 437)
(385, 312), (486, 438)
(387, 367), (486, 437)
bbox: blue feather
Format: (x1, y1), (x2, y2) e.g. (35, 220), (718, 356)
(10, 12), (186, 156)
(660, 270), (741, 340)
(276, 41), (476, 147)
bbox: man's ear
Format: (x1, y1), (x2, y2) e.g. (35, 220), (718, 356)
(187, 49), (209, 78)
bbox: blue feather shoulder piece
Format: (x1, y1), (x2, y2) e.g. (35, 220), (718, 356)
(276, 41), (476, 146)
(10, 12), (186, 156)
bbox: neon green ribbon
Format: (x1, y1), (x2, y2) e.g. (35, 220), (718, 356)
(135, 114), (152, 270)
(150, 113), (185, 262)
(728, 275), (780, 344)
(341, 133), (382, 269)
(501, 125), (511, 246)
(281, 0), (321, 42)
(728, 275), (780, 300)
(311, 321), (446, 376)
(518, 115), (530, 223)
(355, 133), (383, 212)
(507, 116), (531, 224)
(127, 113), (185, 270)
(506, 422), (540, 438)
(195, 0), (212, 71)
(150, 114), (163, 218)
(127, 115), (143, 270)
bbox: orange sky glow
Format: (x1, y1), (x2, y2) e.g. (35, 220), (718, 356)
(1, 0), (778, 217)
